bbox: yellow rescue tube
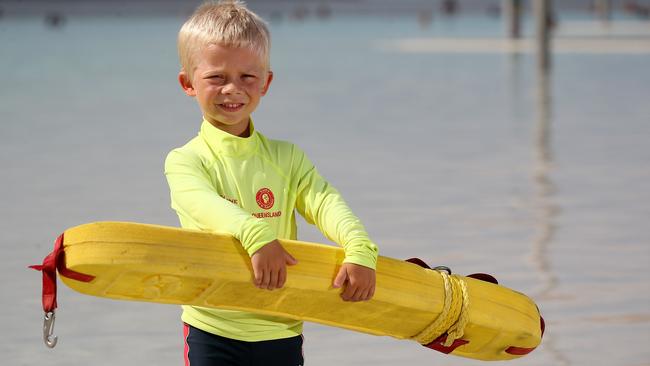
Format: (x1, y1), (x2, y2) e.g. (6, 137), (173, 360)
(56, 222), (542, 361)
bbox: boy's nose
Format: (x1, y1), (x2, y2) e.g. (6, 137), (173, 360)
(221, 82), (242, 95)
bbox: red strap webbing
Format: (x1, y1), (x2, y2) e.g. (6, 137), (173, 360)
(29, 234), (95, 312)
(423, 334), (469, 354)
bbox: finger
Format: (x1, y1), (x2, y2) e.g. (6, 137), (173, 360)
(360, 287), (372, 301)
(350, 286), (366, 302)
(366, 284), (376, 300)
(285, 252), (298, 266)
(341, 281), (357, 301)
(260, 268), (270, 289)
(253, 266), (263, 287)
(269, 268), (279, 290)
(333, 267), (347, 289)
(355, 287), (368, 302)
(278, 266), (287, 288)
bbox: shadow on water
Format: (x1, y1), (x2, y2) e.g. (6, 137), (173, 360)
(526, 62), (571, 366)
(531, 68), (559, 301)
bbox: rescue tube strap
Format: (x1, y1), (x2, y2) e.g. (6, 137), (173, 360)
(411, 271), (470, 347)
(29, 234), (95, 312)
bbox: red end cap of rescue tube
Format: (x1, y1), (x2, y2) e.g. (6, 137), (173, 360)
(505, 315), (545, 355)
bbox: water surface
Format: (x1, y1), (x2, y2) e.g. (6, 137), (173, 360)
(1, 12), (649, 366)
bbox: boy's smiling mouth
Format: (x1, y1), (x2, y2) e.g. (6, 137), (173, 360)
(219, 103), (245, 112)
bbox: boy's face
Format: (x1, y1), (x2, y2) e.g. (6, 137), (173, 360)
(179, 43), (272, 136)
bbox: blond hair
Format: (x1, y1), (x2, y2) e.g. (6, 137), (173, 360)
(178, 0), (271, 76)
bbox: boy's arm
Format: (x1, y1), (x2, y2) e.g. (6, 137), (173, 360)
(293, 147), (378, 301)
(165, 149), (295, 289)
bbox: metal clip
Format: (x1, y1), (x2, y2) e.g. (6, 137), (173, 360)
(433, 265), (452, 275)
(43, 311), (58, 348)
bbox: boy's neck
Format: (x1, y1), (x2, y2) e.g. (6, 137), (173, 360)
(234, 123), (251, 138)
(207, 118), (251, 138)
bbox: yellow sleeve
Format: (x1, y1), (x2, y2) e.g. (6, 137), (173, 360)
(293, 147), (378, 269)
(164, 148), (275, 256)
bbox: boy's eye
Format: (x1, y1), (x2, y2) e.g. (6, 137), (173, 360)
(206, 75), (226, 84)
(242, 74), (256, 80)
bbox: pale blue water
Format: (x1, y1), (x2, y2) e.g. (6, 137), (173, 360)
(1, 12), (649, 366)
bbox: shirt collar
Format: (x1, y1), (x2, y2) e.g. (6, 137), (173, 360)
(199, 118), (259, 157)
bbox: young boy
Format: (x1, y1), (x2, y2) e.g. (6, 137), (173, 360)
(165, 1), (378, 365)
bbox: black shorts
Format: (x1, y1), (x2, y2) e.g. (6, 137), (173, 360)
(183, 323), (304, 366)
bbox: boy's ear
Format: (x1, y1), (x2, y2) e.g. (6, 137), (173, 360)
(261, 71), (273, 96)
(178, 71), (196, 97)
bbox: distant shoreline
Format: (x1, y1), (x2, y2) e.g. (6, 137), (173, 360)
(0, 0), (641, 19)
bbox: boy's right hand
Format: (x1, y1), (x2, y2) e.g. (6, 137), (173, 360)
(251, 240), (298, 290)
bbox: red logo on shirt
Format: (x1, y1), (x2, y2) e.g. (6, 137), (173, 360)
(255, 188), (275, 210)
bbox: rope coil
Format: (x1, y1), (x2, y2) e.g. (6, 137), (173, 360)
(411, 270), (470, 347)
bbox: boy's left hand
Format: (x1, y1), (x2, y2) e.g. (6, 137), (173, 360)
(332, 263), (376, 302)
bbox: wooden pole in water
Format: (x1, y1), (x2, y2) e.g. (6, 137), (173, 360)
(534, 0), (552, 72)
(595, 0), (612, 21)
(503, 0), (523, 38)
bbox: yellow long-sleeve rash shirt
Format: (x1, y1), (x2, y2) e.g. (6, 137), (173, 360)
(164, 119), (378, 341)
